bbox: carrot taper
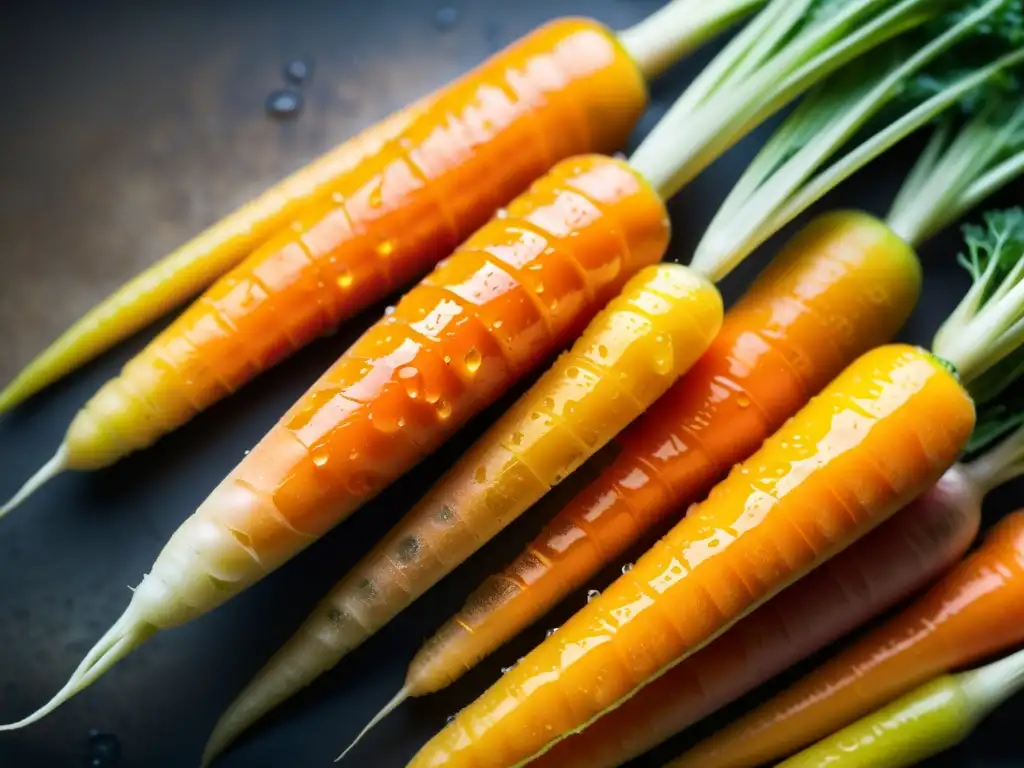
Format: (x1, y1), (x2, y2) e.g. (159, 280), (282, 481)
(205, 263), (723, 762)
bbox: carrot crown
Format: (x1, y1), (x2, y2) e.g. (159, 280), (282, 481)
(689, 0), (1024, 281)
(628, 0), (970, 221)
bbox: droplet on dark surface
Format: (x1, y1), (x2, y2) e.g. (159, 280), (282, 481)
(283, 58), (313, 85)
(266, 89), (303, 120)
(85, 731), (121, 767)
(433, 5), (458, 31)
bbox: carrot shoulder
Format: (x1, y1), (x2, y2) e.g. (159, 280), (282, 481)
(672, 511), (1024, 768)
(410, 210), (921, 695)
(408, 344), (976, 768)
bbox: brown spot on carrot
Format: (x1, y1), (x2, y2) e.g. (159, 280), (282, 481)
(436, 505), (455, 524)
(396, 536), (420, 563)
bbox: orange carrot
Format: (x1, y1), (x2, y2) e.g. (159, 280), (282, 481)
(672, 510), (1024, 768)
(0, 154), (670, 730)
(203, 263), (723, 763)
(407, 344), (976, 768)
(1, 16), (652, 514)
(407, 211), (921, 701)
(533, 467), (982, 768)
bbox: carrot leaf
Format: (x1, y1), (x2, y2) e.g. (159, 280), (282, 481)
(689, 0), (1024, 282)
(934, 208), (1024, 404)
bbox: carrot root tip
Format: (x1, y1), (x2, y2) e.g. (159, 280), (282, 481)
(0, 607), (153, 730)
(335, 687), (410, 763)
(0, 443), (68, 522)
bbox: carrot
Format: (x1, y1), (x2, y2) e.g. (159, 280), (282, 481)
(667, 206), (1024, 768)
(0, 0), (946, 733)
(0, 15), (660, 516)
(676, 511), (1024, 768)
(203, 263), (723, 763)
(779, 643), (1024, 768)
(382, 0), (1024, 719)
(533, 466), (982, 768)
(407, 344), (977, 768)
(404, 210), (921, 706)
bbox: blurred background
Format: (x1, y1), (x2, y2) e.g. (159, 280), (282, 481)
(0, 1), (1021, 766)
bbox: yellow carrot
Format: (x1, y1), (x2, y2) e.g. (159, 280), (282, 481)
(203, 263), (723, 763)
(408, 344), (976, 767)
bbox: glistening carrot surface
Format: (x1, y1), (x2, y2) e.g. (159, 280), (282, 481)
(203, 263), (722, 762)
(410, 210), (922, 698)
(53, 18), (649, 473)
(534, 468), (982, 768)
(408, 344), (976, 768)
(672, 511), (1024, 768)
(0, 99), (430, 415)
(0, 154), (670, 730)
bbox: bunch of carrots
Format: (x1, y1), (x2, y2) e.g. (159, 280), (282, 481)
(3, 0), (1024, 766)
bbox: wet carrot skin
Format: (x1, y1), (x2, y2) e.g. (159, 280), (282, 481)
(63, 18), (649, 470)
(410, 211), (921, 694)
(533, 468), (982, 768)
(130, 155), (669, 629)
(673, 511), (1024, 768)
(408, 345), (975, 768)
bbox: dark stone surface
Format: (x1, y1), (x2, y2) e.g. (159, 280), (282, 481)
(0, 1), (1021, 766)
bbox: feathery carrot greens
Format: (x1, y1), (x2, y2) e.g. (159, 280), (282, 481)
(693, 0), (1024, 280)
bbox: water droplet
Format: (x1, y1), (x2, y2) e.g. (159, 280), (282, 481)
(283, 58), (313, 85)
(349, 448), (360, 460)
(436, 399), (452, 420)
(737, 395), (751, 409)
(621, 563), (633, 574)
(535, 282), (545, 295)
(443, 354), (452, 366)
(446, 715), (456, 724)
(266, 89), (303, 119)
(511, 431), (524, 446)
(433, 5), (459, 30)
(474, 466), (487, 484)
(545, 627), (559, 637)
(566, 367), (579, 379)
(312, 448), (330, 468)
(243, 449), (250, 456)
(542, 397), (554, 411)
(493, 319), (504, 329)
(337, 269), (354, 289)
(86, 731), (121, 767)
(598, 344), (609, 360)
(464, 347), (482, 374)
(376, 239), (395, 257)
(495, 208), (509, 220)
(399, 367), (421, 399)
(501, 666), (512, 674)
(587, 589), (600, 603)
(384, 305), (396, 316)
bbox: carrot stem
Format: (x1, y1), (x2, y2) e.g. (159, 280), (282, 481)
(618, 0), (766, 81)
(631, 0), (941, 206)
(965, 423), (1024, 495)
